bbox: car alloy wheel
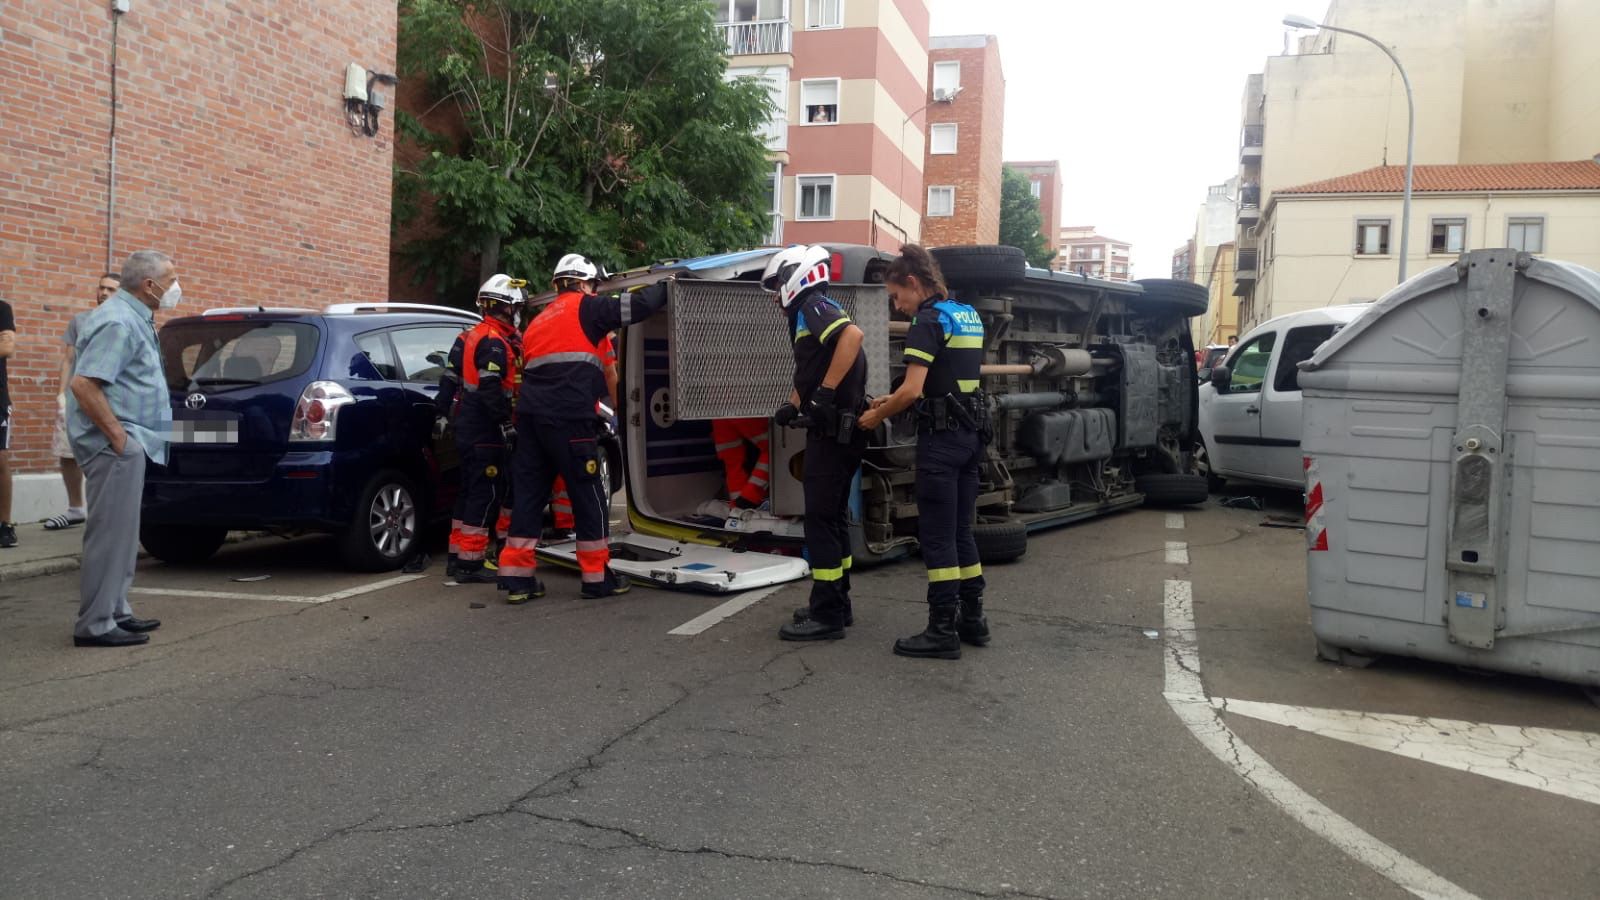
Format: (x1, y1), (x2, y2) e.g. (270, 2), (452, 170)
(368, 482), (417, 559)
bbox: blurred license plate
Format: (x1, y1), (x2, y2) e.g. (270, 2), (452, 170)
(171, 421), (239, 444)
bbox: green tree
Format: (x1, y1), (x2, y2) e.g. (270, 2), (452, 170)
(998, 166), (1054, 269)
(395, 0), (775, 295)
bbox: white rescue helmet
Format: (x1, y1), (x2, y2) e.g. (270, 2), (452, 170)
(476, 273), (526, 308)
(760, 244), (830, 310)
(552, 253), (603, 285)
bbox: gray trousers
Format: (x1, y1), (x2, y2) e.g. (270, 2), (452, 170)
(75, 440), (144, 638)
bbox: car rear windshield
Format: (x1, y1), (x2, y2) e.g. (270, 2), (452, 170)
(160, 319), (320, 392)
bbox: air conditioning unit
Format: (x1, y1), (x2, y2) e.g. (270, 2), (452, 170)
(933, 87), (958, 102)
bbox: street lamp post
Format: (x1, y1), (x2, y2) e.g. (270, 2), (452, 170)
(896, 87), (961, 245)
(1284, 13), (1415, 284)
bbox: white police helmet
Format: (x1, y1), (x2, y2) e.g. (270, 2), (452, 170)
(759, 245), (830, 310)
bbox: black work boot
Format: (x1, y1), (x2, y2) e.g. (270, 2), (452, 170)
(505, 577), (546, 605)
(778, 617), (845, 641)
(581, 570), (632, 599)
(454, 563), (497, 584)
(958, 595), (991, 647)
(445, 553), (465, 579)
(893, 605), (962, 659)
(791, 600), (854, 627)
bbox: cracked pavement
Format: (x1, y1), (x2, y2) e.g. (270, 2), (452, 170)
(2, 503), (1597, 898)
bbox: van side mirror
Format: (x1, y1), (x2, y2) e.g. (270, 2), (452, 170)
(1210, 366), (1232, 392)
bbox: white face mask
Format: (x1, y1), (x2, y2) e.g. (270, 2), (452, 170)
(157, 278), (182, 310)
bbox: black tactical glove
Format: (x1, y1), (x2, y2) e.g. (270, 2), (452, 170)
(807, 385), (839, 429)
(772, 403), (800, 428)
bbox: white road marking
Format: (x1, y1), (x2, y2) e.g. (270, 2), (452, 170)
(1166, 513), (1185, 530)
(669, 583), (788, 636)
(317, 574), (426, 603)
(1161, 580), (1479, 900)
(1164, 541), (1189, 565)
(130, 587), (322, 604)
(130, 573), (426, 606)
(1216, 698), (1600, 808)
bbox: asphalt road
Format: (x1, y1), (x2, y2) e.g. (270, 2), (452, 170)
(2, 497), (1596, 899)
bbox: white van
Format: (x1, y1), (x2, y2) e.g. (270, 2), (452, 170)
(1197, 305), (1370, 490)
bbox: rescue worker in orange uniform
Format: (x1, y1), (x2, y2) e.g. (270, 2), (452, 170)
(711, 418), (772, 512)
(437, 274), (525, 581)
(496, 254), (671, 603)
(526, 332), (619, 542)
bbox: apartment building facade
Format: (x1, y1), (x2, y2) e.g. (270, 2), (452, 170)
(716, 0), (931, 250)
(1231, 0), (1600, 328)
(1256, 161), (1600, 318)
(1057, 226), (1132, 282)
(919, 35), (1005, 247)
(1007, 161), (1063, 259)
(0, 0), (395, 514)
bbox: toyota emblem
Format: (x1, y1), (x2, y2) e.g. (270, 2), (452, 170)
(185, 392), (207, 410)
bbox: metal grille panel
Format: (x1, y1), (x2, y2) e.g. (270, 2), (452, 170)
(669, 282), (890, 420)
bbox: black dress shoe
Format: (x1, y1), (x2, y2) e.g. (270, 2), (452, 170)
(74, 627), (150, 647)
(115, 616), (161, 633)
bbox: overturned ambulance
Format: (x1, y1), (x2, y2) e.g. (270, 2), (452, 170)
(539, 244), (1208, 591)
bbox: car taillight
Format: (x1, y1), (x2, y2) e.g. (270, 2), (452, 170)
(290, 381), (356, 442)
(829, 252), (843, 282)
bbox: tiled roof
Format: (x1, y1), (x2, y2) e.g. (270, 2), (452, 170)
(1277, 160), (1600, 194)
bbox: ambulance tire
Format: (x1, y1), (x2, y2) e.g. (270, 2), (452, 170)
(1129, 278), (1210, 318)
(972, 517), (1028, 564)
(140, 524), (228, 564)
(1136, 473), (1210, 507)
(930, 245), (1027, 290)
(601, 440), (624, 495)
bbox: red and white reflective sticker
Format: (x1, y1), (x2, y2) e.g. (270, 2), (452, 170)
(1304, 455), (1329, 552)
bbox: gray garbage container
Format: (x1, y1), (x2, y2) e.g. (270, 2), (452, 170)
(1298, 249), (1600, 688)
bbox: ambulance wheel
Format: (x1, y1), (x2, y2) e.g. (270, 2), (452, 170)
(1136, 473), (1210, 507)
(1130, 278), (1210, 318)
(973, 517), (1028, 564)
(930, 245), (1027, 290)
(139, 524), (228, 564)
(343, 470), (421, 571)
(601, 440), (624, 496)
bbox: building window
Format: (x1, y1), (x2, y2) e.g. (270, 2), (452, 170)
(929, 123), (957, 155)
(800, 78), (839, 124)
(717, 0), (787, 22)
(927, 186), (955, 217)
(806, 0), (842, 28)
(1029, 180), (1041, 199)
(797, 174), (835, 220)
(1355, 219), (1391, 255)
(764, 162), (783, 245)
(1507, 216), (1544, 252)
(726, 66), (789, 151)
(1430, 217), (1467, 254)
(932, 61), (960, 100)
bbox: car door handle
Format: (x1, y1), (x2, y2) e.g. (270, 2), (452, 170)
(1246, 406), (1260, 414)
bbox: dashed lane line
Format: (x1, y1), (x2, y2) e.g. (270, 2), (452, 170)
(1166, 513), (1185, 530)
(1163, 541), (1190, 565)
(1161, 579), (1479, 900)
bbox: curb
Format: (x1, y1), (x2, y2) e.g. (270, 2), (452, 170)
(0, 556), (83, 583)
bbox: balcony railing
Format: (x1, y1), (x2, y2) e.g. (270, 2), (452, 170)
(719, 19), (792, 55)
(765, 211), (784, 247)
(759, 114), (788, 151)
(1240, 124), (1263, 161)
(1236, 247), (1259, 276)
(1237, 185), (1260, 225)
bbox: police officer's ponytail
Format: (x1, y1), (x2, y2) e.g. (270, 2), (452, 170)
(885, 244), (948, 298)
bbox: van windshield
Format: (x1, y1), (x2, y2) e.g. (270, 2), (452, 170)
(160, 320), (320, 392)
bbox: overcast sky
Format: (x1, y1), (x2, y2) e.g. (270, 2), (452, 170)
(926, 0), (1333, 278)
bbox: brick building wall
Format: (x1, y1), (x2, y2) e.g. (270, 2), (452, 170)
(0, 1), (396, 488)
(921, 35), (1004, 247)
(1006, 160), (1063, 257)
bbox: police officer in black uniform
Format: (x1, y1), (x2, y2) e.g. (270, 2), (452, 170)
(762, 245), (869, 642)
(858, 245), (989, 659)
